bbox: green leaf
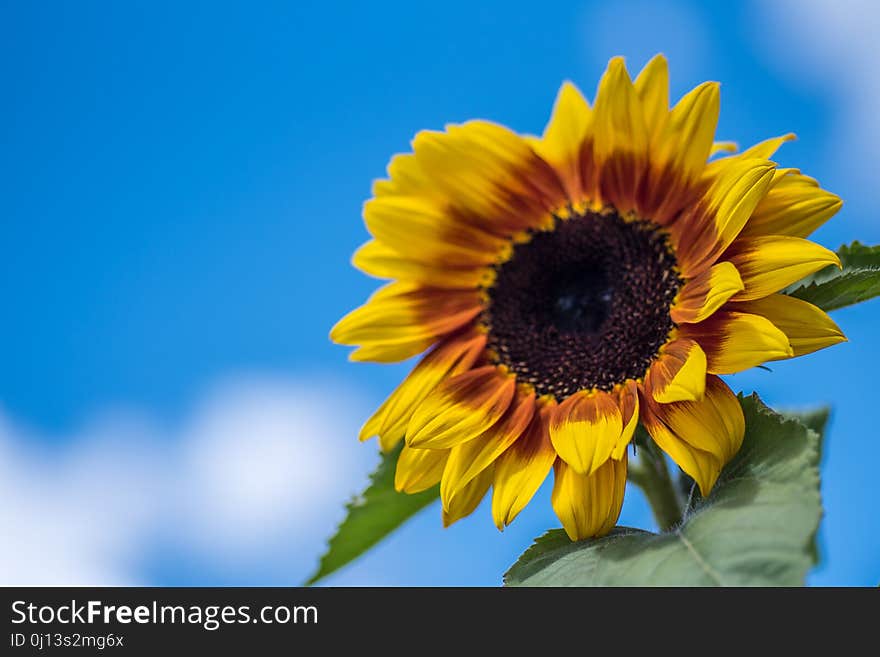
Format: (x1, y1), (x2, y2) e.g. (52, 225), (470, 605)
(306, 443), (438, 585)
(785, 406), (830, 464)
(787, 241), (880, 311)
(505, 395), (826, 586)
(782, 406), (830, 565)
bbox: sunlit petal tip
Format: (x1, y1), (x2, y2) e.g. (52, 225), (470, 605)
(549, 82), (591, 132)
(347, 342), (428, 363)
(634, 53), (668, 94)
(761, 132), (796, 152)
(606, 55), (628, 72)
(634, 53), (669, 135)
(328, 316), (348, 344)
(358, 410), (384, 443)
(710, 141), (739, 155)
(642, 52), (668, 67)
(553, 80), (590, 113)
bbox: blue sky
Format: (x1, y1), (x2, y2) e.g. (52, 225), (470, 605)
(1, 0), (878, 585)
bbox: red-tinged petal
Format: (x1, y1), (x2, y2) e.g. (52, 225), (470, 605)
(671, 261), (744, 324)
(549, 390), (624, 475)
(728, 294), (846, 358)
(672, 159), (776, 277)
(646, 339), (708, 404)
(679, 311), (793, 374)
(331, 282), (484, 363)
(724, 236), (841, 301)
(592, 57), (649, 212)
(532, 81), (593, 201)
(492, 401), (557, 530)
(613, 380), (639, 460)
(406, 366), (516, 449)
(640, 376), (744, 495)
(358, 331), (487, 452)
(441, 389), (536, 510)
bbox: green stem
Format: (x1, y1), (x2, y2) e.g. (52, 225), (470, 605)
(627, 440), (684, 532)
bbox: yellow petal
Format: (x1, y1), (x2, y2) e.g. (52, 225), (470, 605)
(671, 261), (744, 324)
(406, 366), (516, 449)
(654, 375), (743, 463)
(710, 141), (738, 155)
(352, 240), (490, 289)
(640, 412), (722, 496)
(373, 152), (440, 200)
(359, 332), (487, 452)
(673, 159), (776, 276)
(442, 466), (493, 527)
(741, 171), (843, 239)
(639, 81), (720, 223)
(703, 134), (794, 179)
(551, 456), (627, 541)
(652, 81), (720, 185)
(592, 57), (648, 211)
(613, 380), (639, 460)
(729, 294), (847, 358)
(679, 310), (793, 374)
(533, 81), (592, 200)
(640, 376), (743, 495)
(330, 283), (483, 363)
(413, 121), (566, 235)
(738, 133), (796, 160)
(646, 339), (708, 404)
(704, 157), (778, 250)
(726, 236), (841, 301)
(364, 195), (507, 268)
(492, 402), (556, 529)
(349, 340), (436, 363)
(394, 445), (449, 494)
(440, 390), (535, 510)
(359, 406), (386, 444)
(549, 390), (624, 475)
(634, 54), (669, 142)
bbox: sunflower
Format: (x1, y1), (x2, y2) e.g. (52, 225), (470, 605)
(331, 55), (845, 540)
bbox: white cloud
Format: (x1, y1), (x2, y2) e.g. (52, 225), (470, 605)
(753, 0), (880, 197)
(0, 375), (374, 585)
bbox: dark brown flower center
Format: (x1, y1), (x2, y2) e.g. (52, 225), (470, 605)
(483, 210), (682, 398)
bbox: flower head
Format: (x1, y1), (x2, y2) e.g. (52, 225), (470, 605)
(331, 55), (845, 540)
